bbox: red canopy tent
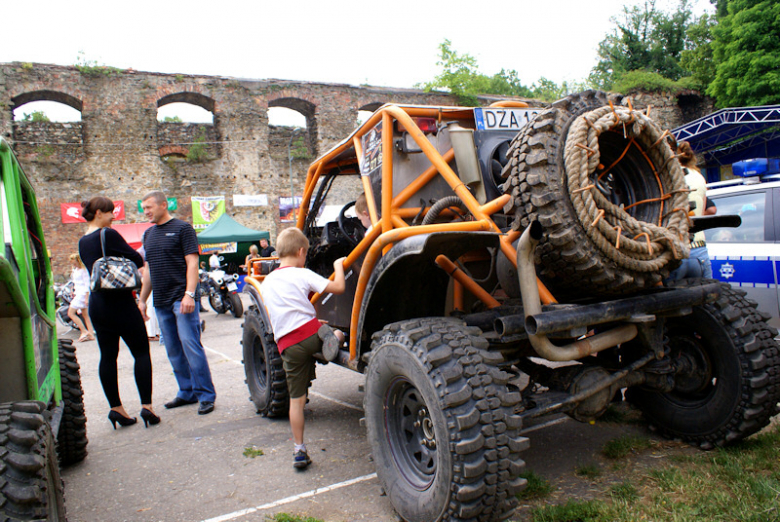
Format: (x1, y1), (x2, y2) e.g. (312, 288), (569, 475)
(112, 222), (153, 250)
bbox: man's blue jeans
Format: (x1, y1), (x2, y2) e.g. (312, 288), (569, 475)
(666, 246), (713, 281)
(156, 300), (216, 403)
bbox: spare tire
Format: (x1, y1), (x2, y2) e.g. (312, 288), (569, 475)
(503, 90), (690, 299)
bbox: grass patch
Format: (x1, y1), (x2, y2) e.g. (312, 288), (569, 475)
(516, 470), (554, 500)
(602, 435), (651, 459)
(525, 426), (780, 522)
(609, 481), (639, 503)
(267, 514), (323, 522)
(531, 499), (603, 522)
(574, 463), (602, 479)
(242, 446), (264, 458)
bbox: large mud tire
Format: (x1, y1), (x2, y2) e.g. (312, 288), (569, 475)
(56, 339), (88, 467)
(242, 307), (289, 417)
(0, 401), (67, 521)
(503, 90), (686, 298)
(364, 318), (527, 522)
(627, 279), (780, 448)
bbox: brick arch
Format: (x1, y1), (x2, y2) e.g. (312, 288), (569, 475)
(157, 92), (216, 113)
(158, 144), (189, 157)
(268, 97), (318, 157)
(12, 90), (83, 112)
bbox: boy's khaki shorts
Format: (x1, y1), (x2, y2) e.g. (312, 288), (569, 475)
(280, 333), (320, 399)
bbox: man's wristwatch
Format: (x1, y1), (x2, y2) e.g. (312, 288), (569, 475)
(184, 291), (196, 299)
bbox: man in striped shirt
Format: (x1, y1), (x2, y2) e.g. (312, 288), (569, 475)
(139, 191), (216, 415)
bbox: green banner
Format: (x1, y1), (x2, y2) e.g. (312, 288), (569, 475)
(137, 198), (177, 213)
(192, 196), (225, 230)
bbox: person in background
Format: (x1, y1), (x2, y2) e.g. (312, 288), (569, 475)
(68, 253), (95, 343)
(78, 197), (159, 429)
(668, 141), (717, 280)
(259, 238), (276, 258)
(139, 191), (216, 415)
(355, 192), (372, 232)
(242, 244), (261, 274)
(260, 228), (346, 470)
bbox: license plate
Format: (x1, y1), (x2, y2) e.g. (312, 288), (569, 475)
(227, 282), (238, 291)
(474, 108), (541, 131)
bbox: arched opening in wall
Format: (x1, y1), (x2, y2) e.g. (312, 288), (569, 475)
(268, 99), (317, 215)
(358, 102), (383, 129)
(157, 92), (218, 163)
(357, 110), (373, 128)
(11, 91), (84, 159)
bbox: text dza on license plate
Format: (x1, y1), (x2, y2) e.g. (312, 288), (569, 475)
(474, 108), (540, 131)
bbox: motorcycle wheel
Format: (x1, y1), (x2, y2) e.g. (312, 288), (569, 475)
(229, 293), (243, 318)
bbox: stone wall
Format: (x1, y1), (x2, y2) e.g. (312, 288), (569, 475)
(0, 63), (711, 278)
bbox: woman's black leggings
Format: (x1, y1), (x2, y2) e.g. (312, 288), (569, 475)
(89, 292), (152, 407)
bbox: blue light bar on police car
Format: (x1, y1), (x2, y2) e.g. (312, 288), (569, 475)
(732, 158), (780, 178)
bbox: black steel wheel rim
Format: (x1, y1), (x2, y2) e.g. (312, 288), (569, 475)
(668, 331), (717, 405)
(253, 336), (268, 388)
(384, 377), (437, 489)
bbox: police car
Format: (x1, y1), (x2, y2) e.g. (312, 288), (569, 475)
(705, 158), (780, 327)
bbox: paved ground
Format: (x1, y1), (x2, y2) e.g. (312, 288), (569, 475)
(59, 295), (654, 522)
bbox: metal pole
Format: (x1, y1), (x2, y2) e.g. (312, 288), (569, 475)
(288, 128), (302, 217)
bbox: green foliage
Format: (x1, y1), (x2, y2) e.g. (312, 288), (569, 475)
(708, 0), (780, 107)
(267, 515), (323, 522)
(22, 111), (51, 123)
(602, 435), (651, 459)
(21, 62), (33, 70)
(186, 127), (210, 163)
(516, 470), (555, 500)
(74, 51), (121, 78)
(609, 481), (639, 503)
(175, 74), (184, 83)
(680, 13), (717, 91)
(162, 116), (183, 123)
(591, 0), (702, 90)
(417, 39), (533, 105)
(611, 70), (685, 94)
(34, 144), (55, 157)
(289, 134), (310, 159)
(531, 500), (603, 522)
(574, 463), (602, 479)
(242, 446), (264, 458)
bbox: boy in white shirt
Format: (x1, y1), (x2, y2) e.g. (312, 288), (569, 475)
(260, 227), (346, 469)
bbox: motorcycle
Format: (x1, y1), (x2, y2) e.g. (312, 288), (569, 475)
(200, 258), (243, 318)
(55, 280), (79, 330)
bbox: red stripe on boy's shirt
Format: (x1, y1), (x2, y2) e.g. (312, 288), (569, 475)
(277, 318), (321, 352)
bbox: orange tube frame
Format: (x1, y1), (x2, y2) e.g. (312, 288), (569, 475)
(291, 104), (557, 364)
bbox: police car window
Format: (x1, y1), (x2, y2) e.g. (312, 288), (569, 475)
(709, 191), (766, 243)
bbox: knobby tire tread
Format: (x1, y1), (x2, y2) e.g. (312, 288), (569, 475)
(57, 339), (88, 467)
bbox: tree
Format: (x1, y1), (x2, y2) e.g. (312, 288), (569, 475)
(708, 0), (780, 107)
(22, 110), (50, 122)
(418, 39), (532, 105)
(590, 0), (699, 90)
(680, 13), (717, 90)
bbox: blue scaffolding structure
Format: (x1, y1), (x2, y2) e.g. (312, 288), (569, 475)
(672, 105), (780, 177)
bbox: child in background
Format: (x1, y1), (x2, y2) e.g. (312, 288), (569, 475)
(260, 228), (346, 470)
(355, 192), (372, 231)
(68, 253), (95, 342)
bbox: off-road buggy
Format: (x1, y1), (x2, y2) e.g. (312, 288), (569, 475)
(0, 138), (88, 521)
(242, 91), (780, 522)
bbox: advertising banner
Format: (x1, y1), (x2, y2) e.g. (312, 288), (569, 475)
(279, 196), (303, 223)
(137, 198), (177, 213)
(192, 196), (225, 230)
(61, 200), (125, 224)
(199, 242), (237, 255)
(233, 194), (269, 207)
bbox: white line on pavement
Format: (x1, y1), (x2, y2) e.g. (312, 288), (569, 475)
(199, 473), (378, 522)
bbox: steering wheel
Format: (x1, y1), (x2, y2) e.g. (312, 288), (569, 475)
(338, 200), (366, 246)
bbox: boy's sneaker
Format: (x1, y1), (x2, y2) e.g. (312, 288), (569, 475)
(318, 325), (340, 362)
(293, 449), (311, 470)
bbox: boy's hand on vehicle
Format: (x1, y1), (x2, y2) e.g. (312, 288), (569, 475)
(333, 257), (347, 271)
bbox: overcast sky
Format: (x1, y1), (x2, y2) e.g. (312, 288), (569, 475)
(5, 0), (713, 123)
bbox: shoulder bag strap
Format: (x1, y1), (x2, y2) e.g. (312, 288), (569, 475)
(99, 227), (108, 258)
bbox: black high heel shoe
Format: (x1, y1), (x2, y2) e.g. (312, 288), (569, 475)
(108, 410), (137, 429)
(140, 408), (161, 428)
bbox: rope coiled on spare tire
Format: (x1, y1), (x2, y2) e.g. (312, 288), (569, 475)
(564, 105), (691, 273)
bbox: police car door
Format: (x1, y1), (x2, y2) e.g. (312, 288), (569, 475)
(707, 184), (780, 328)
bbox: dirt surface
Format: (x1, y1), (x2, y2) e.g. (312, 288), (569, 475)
(60, 294), (697, 522)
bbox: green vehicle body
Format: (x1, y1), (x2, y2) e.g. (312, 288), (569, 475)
(0, 137), (61, 409)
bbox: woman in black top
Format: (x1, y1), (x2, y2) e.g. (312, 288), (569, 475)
(78, 197), (160, 429)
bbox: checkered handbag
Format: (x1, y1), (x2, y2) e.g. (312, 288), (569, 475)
(89, 228), (142, 292)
